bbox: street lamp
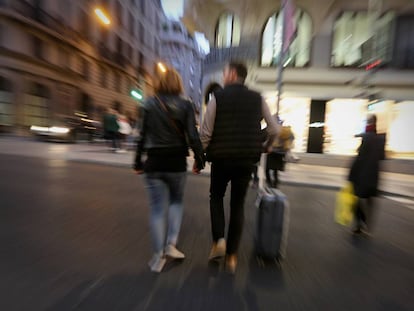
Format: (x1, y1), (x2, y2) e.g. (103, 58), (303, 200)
(94, 8), (111, 25)
(157, 62), (167, 73)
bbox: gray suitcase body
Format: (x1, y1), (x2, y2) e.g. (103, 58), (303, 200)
(255, 187), (289, 262)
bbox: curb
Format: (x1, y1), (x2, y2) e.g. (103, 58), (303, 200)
(66, 157), (414, 200)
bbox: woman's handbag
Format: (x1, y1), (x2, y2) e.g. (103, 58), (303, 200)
(335, 182), (357, 226)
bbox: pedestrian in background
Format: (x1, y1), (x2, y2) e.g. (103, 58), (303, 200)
(265, 119), (294, 188)
(103, 107), (120, 152)
(200, 61), (278, 273)
(117, 112), (132, 153)
(134, 68), (205, 273)
(349, 113), (385, 234)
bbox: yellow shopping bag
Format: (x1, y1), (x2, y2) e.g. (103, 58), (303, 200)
(335, 182), (357, 226)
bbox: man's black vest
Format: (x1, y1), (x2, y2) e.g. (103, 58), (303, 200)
(206, 83), (263, 163)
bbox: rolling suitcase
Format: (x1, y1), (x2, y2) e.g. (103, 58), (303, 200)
(255, 155), (290, 267)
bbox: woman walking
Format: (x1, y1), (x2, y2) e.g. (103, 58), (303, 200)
(134, 68), (205, 272)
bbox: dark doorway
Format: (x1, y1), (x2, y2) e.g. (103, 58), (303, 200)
(307, 100), (326, 153)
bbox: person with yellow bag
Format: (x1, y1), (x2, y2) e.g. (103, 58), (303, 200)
(347, 114), (385, 235)
(335, 182), (357, 226)
(265, 119), (294, 188)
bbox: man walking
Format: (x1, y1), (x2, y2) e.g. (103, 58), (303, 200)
(200, 61), (279, 273)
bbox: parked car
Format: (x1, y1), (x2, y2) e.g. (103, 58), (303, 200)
(30, 115), (102, 142)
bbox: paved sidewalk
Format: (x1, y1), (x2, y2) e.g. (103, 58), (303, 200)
(1, 136), (413, 198)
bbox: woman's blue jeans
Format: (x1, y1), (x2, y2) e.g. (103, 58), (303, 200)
(144, 172), (187, 254)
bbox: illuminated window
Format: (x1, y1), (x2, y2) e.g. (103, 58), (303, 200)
(324, 99), (368, 155)
(331, 11), (394, 67)
(261, 8), (311, 67)
(215, 13), (240, 48)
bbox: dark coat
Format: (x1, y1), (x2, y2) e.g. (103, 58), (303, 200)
(206, 84), (263, 163)
(103, 112), (119, 133)
(349, 132), (384, 198)
(134, 95), (205, 171)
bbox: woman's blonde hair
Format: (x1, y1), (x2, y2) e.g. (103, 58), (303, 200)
(154, 68), (184, 95)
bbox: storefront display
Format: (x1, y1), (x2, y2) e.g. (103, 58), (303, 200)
(324, 99), (367, 155)
(263, 94), (310, 153)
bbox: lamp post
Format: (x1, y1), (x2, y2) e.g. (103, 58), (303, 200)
(94, 8), (111, 25)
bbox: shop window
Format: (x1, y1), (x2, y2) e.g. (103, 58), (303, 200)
(261, 8), (312, 67)
(262, 93), (310, 153)
(388, 102), (414, 153)
(23, 82), (50, 127)
(331, 11), (394, 67)
(215, 12), (240, 48)
(324, 99), (367, 155)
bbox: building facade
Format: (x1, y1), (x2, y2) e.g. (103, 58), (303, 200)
(0, 0), (165, 133)
(183, 0), (414, 157)
(159, 19), (205, 113)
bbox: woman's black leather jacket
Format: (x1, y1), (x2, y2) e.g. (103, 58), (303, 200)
(134, 95), (205, 170)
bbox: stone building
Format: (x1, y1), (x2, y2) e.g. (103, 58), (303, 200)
(159, 19), (205, 113)
(183, 0), (414, 156)
(0, 0), (165, 133)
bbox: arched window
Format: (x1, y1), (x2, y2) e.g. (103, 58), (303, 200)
(331, 11), (395, 67)
(215, 12), (240, 48)
(261, 8), (312, 67)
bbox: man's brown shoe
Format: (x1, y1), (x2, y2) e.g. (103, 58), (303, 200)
(225, 254), (237, 274)
(208, 238), (226, 260)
